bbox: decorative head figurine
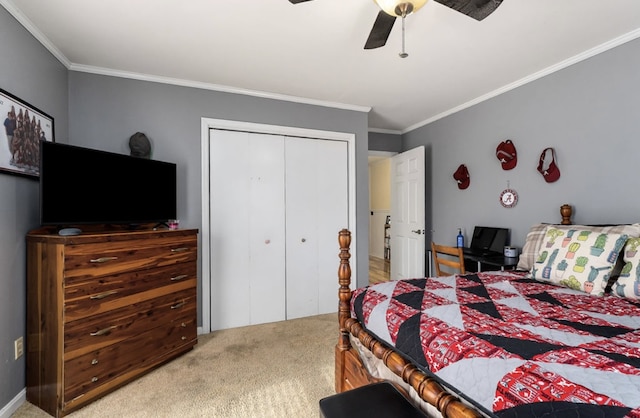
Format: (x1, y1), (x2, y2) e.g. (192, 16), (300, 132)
(129, 132), (152, 159)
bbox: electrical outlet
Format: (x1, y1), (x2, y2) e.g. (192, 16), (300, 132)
(14, 336), (24, 360)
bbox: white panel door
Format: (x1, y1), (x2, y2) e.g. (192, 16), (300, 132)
(209, 130), (286, 330)
(390, 146), (425, 280)
(285, 138), (348, 319)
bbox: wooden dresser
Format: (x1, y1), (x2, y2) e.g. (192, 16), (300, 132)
(26, 228), (198, 417)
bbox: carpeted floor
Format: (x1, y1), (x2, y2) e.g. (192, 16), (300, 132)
(12, 313), (337, 418)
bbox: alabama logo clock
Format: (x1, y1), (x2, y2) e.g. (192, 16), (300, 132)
(500, 188), (518, 208)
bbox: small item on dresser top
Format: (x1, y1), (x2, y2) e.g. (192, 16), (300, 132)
(168, 219), (180, 230)
(58, 227), (82, 236)
(537, 147), (561, 183)
(453, 164), (470, 189)
(456, 228), (465, 248)
(496, 139), (517, 170)
(503, 246), (518, 257)
(129, 131), (152, 158)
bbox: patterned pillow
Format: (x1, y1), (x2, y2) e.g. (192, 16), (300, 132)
(516, 224), (547, 271)
(530, 225), (629, 296)
(518, 223), (640, 273)
(610, 237), (640, 300)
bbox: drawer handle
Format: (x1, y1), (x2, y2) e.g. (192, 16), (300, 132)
(91, 359), (99, 365)
(91, 377), (99, 383)
(181, 322), (187, 328)
(181, 336), (187, 341)
(90, 326), (116, 336)
(90, 290), (119, 300)
(170, 274), (188, 281)
(170, 247), (189, 253)
(171, 301), (186, 309)
(89, 256), (118, 263)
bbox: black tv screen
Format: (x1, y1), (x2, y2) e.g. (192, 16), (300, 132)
(40, 141), (177, 226)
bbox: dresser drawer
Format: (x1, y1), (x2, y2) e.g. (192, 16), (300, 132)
(63, 313), (197, 403)
(64, 234), (197, 281)
(64, 263), (196, 322)
(27, 228), (199, 418)
(64, 288), (196, 359)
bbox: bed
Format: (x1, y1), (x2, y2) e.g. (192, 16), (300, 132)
(335, 205), (640, 418)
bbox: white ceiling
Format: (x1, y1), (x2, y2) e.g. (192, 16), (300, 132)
(3, 0), (640, 133)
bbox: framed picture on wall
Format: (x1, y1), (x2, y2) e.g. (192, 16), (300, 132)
(0, 88), (54, 179)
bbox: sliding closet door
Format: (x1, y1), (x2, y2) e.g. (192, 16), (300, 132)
(210, 130), (286, 330)
(285, 138), (348, 319)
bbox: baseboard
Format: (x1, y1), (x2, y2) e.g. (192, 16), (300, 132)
(0, 388), (25, 418)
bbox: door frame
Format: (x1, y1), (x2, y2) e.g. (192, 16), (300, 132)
(200, 117), (357, 334)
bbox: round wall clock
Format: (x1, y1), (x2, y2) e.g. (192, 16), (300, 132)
(500, 188), (518, 208)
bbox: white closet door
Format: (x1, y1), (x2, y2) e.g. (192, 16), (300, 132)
(285, 138), (348, 319)
(210, 130), (286, 330)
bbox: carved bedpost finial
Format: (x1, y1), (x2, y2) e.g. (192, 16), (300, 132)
(337, 229), (352, 352)
(338, 229), (351, 286)
(560, 204), (572, 225)
(335, 229), (354, 393)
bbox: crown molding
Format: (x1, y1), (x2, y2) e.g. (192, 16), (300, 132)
(403, 27), (640, 134)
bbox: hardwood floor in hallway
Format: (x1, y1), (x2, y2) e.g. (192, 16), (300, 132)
(369, 256), (390, 285)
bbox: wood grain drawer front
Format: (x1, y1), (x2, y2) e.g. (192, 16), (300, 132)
(343, 349), (378, 390)
(63, 235), (197, 281)
(64, 288), (196, 360)
(63, 314), (197, 403)
(64, 263), (196, 322)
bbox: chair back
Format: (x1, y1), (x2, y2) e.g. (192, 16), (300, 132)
(431, 242), (466, 277)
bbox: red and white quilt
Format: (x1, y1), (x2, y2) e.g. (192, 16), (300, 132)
(351, 271), (640, 418)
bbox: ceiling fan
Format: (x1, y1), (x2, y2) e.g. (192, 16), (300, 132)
(288, 0), (503, 54)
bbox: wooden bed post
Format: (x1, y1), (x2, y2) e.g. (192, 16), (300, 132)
(335, 229), (352, 392)
(561, 204), (572, 225)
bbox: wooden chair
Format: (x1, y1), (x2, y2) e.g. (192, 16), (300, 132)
(431, 242), (466, 277)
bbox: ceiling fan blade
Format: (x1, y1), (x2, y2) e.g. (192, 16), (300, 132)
(364, 11), (397, 49)
(289, 0), (313, 3)
(434, 0), (503, 21)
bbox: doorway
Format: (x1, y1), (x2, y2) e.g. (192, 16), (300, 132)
(368, 151), (395, 284)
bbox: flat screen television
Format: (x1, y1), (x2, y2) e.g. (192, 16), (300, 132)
(40, 141), (177, 227)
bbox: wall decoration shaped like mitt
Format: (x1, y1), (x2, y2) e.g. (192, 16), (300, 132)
(496, 139), (517, 170)
(453, 164), (470, 190)
(537, 147), (560, 183)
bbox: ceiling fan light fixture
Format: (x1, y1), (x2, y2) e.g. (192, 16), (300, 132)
(374, 0), (428, 17)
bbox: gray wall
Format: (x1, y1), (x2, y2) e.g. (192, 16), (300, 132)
(404, 37), (640, 251)
(0, 7), (68, 411)
(68, 72), (371, 321)
(369, 131), (402, 152)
